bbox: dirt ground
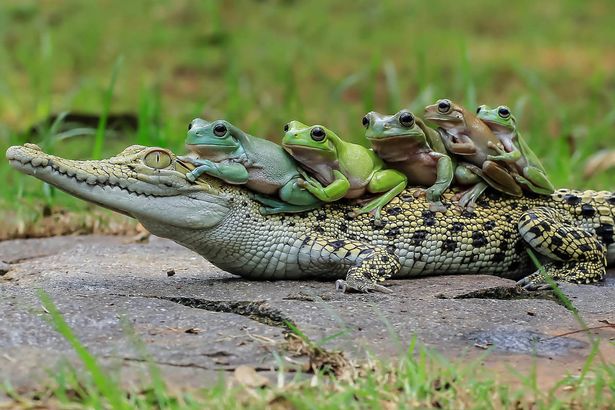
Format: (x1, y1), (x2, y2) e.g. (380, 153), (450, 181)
(0, 235), (613, 393)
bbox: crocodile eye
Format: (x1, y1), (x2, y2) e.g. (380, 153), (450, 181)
(143, 149), (172, 169)
(310, 127), (326, 141)
(283, 123), (289, 132)
(498, 106), (511, 119)
(437, 99), (451, 114)
(213, 123), (227, 137)
(398, 112), (415, 127)
(362, 116), (370, 128)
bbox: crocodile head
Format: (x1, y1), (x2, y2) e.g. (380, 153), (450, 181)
(6, 144), (231, 230)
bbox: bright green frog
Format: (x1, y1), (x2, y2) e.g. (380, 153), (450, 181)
(181, 118), (321, 214)
(476, 105), (555, 195)
(363, 110), (454, 211)
(282, 120), (407, 221)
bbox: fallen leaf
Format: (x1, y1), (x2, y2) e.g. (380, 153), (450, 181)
(583, 149), (615, 178)
(234, 365), (269, 388)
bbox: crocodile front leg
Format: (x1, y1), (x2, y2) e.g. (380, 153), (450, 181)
(517, 207), (607, 289)
(301, 236), (401, 293)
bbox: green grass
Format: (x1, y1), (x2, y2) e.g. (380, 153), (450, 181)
(2, 290), (612, 409)
(1, 0), (614, 224)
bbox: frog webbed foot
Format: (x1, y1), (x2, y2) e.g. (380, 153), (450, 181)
(185, 172), (197, 182)
(456, 182), (488, 211)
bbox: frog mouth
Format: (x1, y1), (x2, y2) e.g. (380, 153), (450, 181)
(424, 113), (463, 123)
(186, 143), (237, 148)
(283, 144), (328, 154)
(366, 133), (421, 141)
(481, 121), (511, 134)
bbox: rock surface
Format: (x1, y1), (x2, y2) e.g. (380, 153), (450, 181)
(0, 235), (613, 393)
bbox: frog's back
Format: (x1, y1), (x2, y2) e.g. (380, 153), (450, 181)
(243, 134), (300, 187)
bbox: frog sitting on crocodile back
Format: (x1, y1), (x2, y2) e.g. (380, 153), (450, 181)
(424, 98), (524, 204)
(281, 120), (407, 221)
(362, 110), (455, 212)
(476, 105), (555, 195)
(181, 118), (321, 214)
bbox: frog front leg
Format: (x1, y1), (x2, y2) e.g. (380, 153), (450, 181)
(299, 170), (350, 202)
(486, 141), (522, 163)
(425, 153), (454, 212)
(181, 157), (249, 185)
(441, 132), (478, 156)
(355, 169), (407, 221)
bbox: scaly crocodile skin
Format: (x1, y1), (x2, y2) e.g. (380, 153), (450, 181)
(6, 144), (615, 292)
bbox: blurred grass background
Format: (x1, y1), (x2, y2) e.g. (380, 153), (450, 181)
(1, 0), (614, 236)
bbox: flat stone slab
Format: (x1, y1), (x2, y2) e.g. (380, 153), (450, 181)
(1, 235), (614, 393)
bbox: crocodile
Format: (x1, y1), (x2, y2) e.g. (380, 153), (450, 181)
(6, 143), (615, 292)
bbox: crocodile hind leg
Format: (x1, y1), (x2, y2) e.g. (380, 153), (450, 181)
(516, 207), (607, 290)
(302, 237), (401, 293)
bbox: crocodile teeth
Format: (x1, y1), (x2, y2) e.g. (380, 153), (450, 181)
(30, 157), (48, 167)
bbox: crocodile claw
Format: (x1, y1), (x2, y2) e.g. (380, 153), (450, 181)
(516, 276), (552, 291)
(335, 279), (393, 294)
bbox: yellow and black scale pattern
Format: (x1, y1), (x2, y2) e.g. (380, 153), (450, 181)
(183, 179), (615, 290)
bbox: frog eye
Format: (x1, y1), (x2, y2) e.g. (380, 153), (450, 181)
(437, 99), (452, 114)
(143, 149), (172, 169)
(362, 116), (370, 128)
(399, 112), (415, 127)
(310, 127), (326, 142)
(283, 123), (290, 132)
(498, 106), (511, 119)
(213, 123), (227, 137)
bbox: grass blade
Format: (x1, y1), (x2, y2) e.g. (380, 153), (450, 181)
(92, 56), (124, 159)
(37, 289), (128, 410)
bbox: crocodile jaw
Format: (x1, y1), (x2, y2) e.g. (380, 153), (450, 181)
(6, 144), (230, 230)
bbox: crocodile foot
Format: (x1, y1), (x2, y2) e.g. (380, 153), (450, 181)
(516, 275), (553, 291)
(335, 279), (393, 294)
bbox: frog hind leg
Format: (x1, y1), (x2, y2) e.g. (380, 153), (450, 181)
(516, 167), (555, 195)
(353, 170), (407, 222)
(453, 162), (488, 210)
(457, 182), (488, 211)
(279, 177), (322, 206)
(481, 161), (523, 197)
(454, 162), (482, 186)
(250, 193), (321, 215)
(516, 206), (607, 290)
